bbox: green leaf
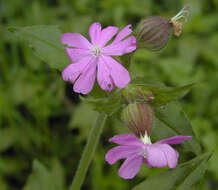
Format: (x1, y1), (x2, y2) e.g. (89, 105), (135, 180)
(122, 83), (194, 107)
(23, 160), (65, 190)
(8, 25), (70, 70)
(132, 152), (212, 190)
(68, 102), (98, 141)
(119, 53), (133, 69)
(152, 101), (201, 155)
(81, 91), (122, 116)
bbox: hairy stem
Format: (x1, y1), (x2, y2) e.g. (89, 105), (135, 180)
(69, 113), (107, 190)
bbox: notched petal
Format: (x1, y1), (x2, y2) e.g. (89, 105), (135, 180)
(89, 22), (102, 45)
(118, 155), (143, 179)
(156, 136), (192, 145)
(105, 145), (141, 165)
(61, 33), (92, 49)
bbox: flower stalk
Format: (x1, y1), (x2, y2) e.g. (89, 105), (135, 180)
(69, 113), (107, 190)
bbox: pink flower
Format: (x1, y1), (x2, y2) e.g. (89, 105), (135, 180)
(61, 22), (136, 94)
(105, 133), (192, 179)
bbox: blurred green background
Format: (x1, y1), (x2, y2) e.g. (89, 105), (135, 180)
(0, 0), (218, 189)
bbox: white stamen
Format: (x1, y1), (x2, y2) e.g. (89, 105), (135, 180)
(140, 133), (151, 158)
(171, 4), (190, 23)
(91, 45), (101, 57)
(140, 132), (152, 145)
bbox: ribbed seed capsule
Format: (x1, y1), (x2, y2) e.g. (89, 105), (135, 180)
(137, 16), (173, 51)
(122, 103), (153, 137)
(136, 5), (190, 51)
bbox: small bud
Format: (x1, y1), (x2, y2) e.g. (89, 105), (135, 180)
(121, 84), (154, 103)
(122, 103), (153, 137)
(136, 5), (190, 51)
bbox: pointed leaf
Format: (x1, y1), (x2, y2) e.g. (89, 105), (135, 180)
(122, 83), (194, 107)
(132, 153), (212, 190)
(23, 160), (65, 190)
(81, 92), (122, 116)
(152, 101), (201, 155)
(8, 25), (70, 70)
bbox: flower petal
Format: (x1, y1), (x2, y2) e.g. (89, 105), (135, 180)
(62, 55), (92, 83)
(97, 57), (114, 91)
(99, 26), (118, 47)
(118, 155), (143, 179)
(155, 144), (179, 168)
(73, 58), (97, 94)
(145, 144), (168, 168)
(113, 24), (133, 43)
(61, 33), (92, 49)
(89, 22), (102, 45)
(105, 145), (142, 165)
(102, 56), (130, 88)
(156, 136), (192, 145)
(65, 48), (90, 62)
(103, 36), (136, 56)
(109, 134), (144, 147)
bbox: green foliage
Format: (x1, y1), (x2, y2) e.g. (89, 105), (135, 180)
(23, 160), (65, 190)
(0, 0), (218, 189)
(132, 152), (212, 190)
(8, 25), (70, 70)
(68, 103), (98, 141)
(152, 102), (201, 155)
(81, 92), (122, 116)
(122, 83), (194, 107)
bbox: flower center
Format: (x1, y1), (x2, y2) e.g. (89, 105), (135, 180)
(140, 133), (151, 158)
(140, 133), (152, 145)
(91, 45), (101, 57)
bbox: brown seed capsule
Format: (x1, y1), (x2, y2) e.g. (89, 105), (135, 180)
(136, 5), (190, 51)
(122, 103), (153, 137)
(136, 16), (173, 51)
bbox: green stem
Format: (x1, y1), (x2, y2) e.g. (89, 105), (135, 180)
(69, 113), (107, 190)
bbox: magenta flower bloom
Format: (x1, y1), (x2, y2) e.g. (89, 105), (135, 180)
(61, 22), (136, 94)
(105, 133), (192, 179)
